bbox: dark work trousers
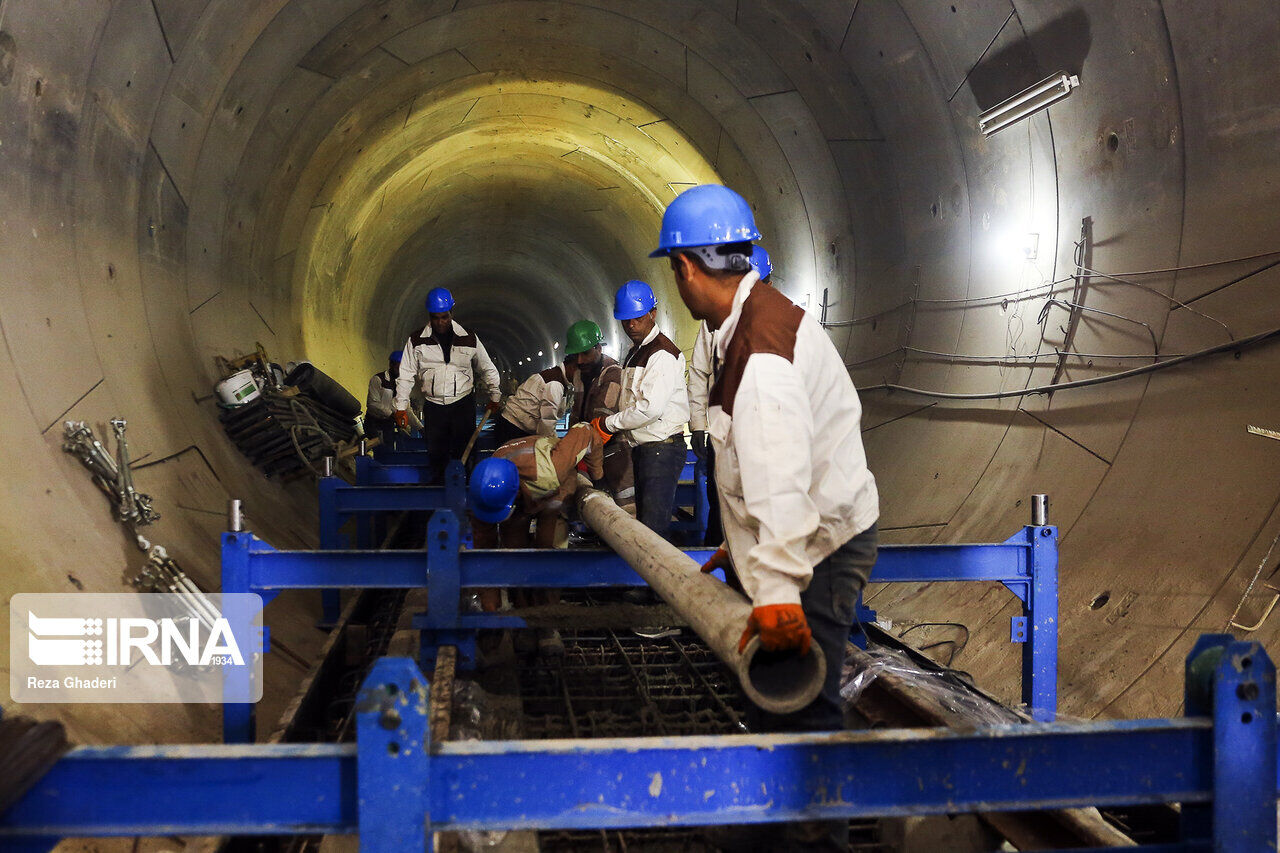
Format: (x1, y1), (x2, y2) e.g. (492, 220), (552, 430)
(491, 414), (533, 448)
(631, 437), (686, 540)
(743, 522), (879, 853)
(424, 398), (478, 483)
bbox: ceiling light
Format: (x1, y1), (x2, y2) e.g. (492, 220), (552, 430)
(538, 350), (543, 357)
(979, 71), (1080, 137)
(553, 342), (559, 350)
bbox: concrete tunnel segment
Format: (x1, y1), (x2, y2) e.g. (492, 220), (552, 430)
(1, 0), (1280, 754)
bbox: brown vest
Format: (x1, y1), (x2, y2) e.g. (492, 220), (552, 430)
(709, 283), (804, 416)
(623, 331), (681, 369)
(538, 365), (567, 388)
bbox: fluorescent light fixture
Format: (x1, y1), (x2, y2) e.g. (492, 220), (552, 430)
(553, 341), (559, 350)
(979, 71), (1080, 137)
(537, 350), (544, 357)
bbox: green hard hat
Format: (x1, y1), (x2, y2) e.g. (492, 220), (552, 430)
(565, 320), (605, 355)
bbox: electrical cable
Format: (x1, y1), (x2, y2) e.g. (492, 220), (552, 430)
(858, 324), (1280, 401)
(898, 621), (971, 667)
(846, 345), (1195, 369)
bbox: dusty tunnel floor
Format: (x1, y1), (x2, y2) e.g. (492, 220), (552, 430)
(464, 621), (890, 853)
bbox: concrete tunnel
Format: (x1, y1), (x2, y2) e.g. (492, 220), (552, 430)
(2, 0), (1280, 840)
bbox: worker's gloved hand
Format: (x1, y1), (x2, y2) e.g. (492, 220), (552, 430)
(485, 400), (503, 415)
(738, 604), (812, 656)
(700, 547), (731, 575)
(590, 417), (614, 445)
(392, 409), (410, 430)
(690, 429), (708, 460)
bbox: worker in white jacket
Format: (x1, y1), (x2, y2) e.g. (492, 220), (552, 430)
(656, 185), (878, 850)
(395, 287), (502, 479)
(365, 350), (422, 437)
(592, 280), (690, 539)
(688, 245), (773, 551)
(494, 360), (573, 445)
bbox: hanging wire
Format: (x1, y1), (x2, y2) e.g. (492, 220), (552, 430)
(823, 249), (1275, 331)
(1076, 266), (1235, 341)
(1036, 297), (1159, 355)
(846, 345), (1192, 369)
(857, 324), (1280, 401)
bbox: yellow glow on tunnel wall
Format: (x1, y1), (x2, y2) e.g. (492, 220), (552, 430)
(296, 72), (724, 396)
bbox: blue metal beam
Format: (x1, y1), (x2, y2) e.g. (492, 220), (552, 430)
(0, 744), (355, 836)
(0, 719), (1235, 838)
(230, 539), (1043, 591)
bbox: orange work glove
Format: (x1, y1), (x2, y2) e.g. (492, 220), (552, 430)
(485, 400), (503, 415)
(590, 416), (614, 445)
(700, 547), (731, 575)
(392, 409), (410, 430)
(738, 604), (812, 656)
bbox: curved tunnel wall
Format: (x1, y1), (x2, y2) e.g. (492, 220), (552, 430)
(2, 0), (1280, 747)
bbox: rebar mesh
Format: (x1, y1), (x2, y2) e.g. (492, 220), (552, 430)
(514, 629), (888, 852)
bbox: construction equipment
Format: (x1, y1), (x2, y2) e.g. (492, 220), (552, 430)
(62, 419), (159, 526)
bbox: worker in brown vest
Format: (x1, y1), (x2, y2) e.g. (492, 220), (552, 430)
(493, 357), (573, 445)
(590, 281), (690, 539)
(566, 320), (635, 514)
(654, 184), (879, 852)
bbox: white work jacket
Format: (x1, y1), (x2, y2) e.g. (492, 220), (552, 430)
(366, 371), (398, 420)
(395, 320), (501, 409)
(605, 326), (689, 445)
(368, 371), (422, 421)
(502, 366), (569, 438)
(687, 322), (712, 433)
(708, 271), (879, 607)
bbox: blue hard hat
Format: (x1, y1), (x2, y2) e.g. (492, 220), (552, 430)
(389, 350), (403, 364)
(750, 245), (772, 281)
(613, 280), (657, 321)
(649, 184), (761, 258)
(426, 287), (455, 313)
(468, 457), (519, 524)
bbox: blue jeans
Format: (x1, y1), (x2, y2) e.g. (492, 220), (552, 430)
(631, 438), (686, 539)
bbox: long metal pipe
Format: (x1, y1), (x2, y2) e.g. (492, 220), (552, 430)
(578, 489), (825, 715)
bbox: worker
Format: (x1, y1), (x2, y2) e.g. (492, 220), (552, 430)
(654, 184), (879, 851)
(493, 353), (574, 445)
(394, 287), (502, 480)
(688, 245), (773, 554)
(469, 420), (610, 655)
(365, 351), (422, 438)
(591, 281), (689, 539)
(566, 319), (635, 514)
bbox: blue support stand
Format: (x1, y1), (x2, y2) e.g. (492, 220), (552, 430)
(356, 658), (431, 852)
(1182, 634), (1277, 850)
(221, 529), (256, 745)
(420, 510), (476, 668)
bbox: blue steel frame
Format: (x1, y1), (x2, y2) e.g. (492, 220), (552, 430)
(222, 508), (1060, 740)
(314, 459), (466, 626)
(3, 636), (1275, 852)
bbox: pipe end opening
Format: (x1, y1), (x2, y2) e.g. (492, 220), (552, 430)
(740, 638), (827, 715)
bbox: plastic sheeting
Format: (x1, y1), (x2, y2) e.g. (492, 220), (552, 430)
(839, 646), (1024, 727)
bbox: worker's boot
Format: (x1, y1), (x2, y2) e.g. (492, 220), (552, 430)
(537, 628), (565, 657)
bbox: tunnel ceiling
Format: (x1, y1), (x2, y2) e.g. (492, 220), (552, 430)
(5, 0), (1280, 747)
